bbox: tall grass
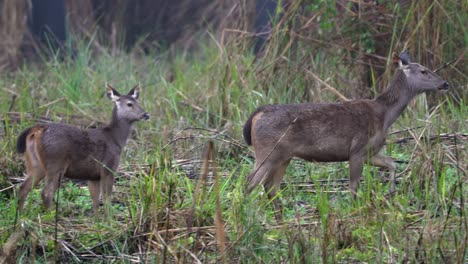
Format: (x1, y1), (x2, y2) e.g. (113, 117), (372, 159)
(0, 1), (467, 262)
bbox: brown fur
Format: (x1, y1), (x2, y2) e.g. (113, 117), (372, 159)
(243, 53), (449, 220)
(25, 127), (47, 172)
(243, 108), (265, 146)
(16, 84), (149, 217)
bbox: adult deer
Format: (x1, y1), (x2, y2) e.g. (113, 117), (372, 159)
(243, 52), (449, 219)
(16, 84), (149, 216)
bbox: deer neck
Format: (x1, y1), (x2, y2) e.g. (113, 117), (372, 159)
(376, 70), (416, 131)
(106, 107), (133, 150)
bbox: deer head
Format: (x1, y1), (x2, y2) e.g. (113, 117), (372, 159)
(106, 83), (150, 122)
(393, 51), (449, 93)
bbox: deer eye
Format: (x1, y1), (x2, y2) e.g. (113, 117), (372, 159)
(421, 69), (428, 75)
(127, 102), (133, 107)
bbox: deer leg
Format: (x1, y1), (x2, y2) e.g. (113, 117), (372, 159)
(101, 172), (115, 216)
(349, 156), (365, 197)
(41, 168), (65, 210)
(246, 161), (274, 193)
(18, 148), (46, 210)
(88, 180), (101, 217)
(247, 148), (290, 191)
(263, 159), (291, 223)
(18, 169), (45, 210)
(369, 154), (397, 193)
(267, 191), (282, 223)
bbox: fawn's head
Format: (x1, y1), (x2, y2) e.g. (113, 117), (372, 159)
(106, 83), (150, 122)
(393, 51), (449, 93)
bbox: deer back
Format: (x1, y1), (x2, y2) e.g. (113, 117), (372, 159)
(246, 101), (386, 162)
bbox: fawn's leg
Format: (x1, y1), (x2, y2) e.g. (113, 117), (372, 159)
(41, 168), (65, 210)
(88, 180), (101, 217)
(18, 170), (45, 210)
(18, 141), (46, 210)
(101, 172), (115, 217)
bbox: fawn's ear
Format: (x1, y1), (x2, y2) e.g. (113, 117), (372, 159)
(106, 83), (121, 101)
(128, 84), (140, 99)
(393, 51), (410, 69)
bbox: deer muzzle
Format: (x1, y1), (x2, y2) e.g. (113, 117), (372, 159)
(439, 81), (449, 91)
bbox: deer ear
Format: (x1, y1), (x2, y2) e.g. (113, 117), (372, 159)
(106, 83), (120, 101)
(398, 51), (410, 65)
(393, 51), (409, 69)
(128, 84), (140, 99)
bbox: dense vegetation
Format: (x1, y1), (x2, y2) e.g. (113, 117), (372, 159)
(0, 1), (466, 263)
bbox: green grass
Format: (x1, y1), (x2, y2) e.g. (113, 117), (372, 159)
(1, 4), (467, 262)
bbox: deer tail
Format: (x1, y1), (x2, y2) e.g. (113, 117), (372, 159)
(243, 107), (265, 146)
(242, 117), (253, 146)
(17, 126), (45, 163)
(16, 127), (34, 153)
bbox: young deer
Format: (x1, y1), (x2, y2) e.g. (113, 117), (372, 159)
(16, 84), (149, 216)
(243, 52), (449, 218)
